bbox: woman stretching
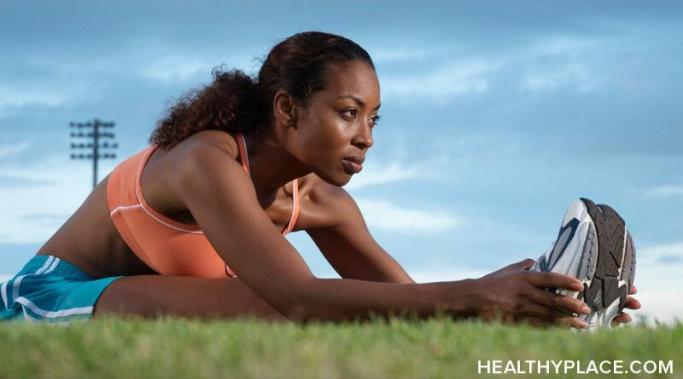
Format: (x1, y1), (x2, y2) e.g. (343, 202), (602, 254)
(0, 32), (638, 327)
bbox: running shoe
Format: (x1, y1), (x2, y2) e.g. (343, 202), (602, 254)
(530, 198), (636, 328)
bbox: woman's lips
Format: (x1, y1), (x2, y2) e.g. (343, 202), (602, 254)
(342, 159), (363, 174)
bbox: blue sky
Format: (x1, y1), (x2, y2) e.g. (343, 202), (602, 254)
(1, 1), (681, 322)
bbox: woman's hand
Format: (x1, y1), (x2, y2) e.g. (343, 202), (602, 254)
(473, 259), (592, 329)
(611, 286), (641, 327)
(481, 258), (536, 278)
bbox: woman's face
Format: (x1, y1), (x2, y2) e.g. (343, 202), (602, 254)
(290, 60), (381, 186)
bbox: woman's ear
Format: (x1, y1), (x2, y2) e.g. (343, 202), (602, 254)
(273, 90), (298, 128)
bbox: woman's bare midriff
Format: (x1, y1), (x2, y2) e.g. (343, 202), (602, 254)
(35, 132), (324, 279)
(36, 175), (157, 278)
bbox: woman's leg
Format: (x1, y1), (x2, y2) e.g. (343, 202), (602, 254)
(94, 276), (287, 321)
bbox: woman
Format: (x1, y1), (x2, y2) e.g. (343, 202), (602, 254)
(0, 32), (638, 326)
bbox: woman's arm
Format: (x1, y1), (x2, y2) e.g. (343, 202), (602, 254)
(306, 180), (415, 284)
(304, 183), (592, 328)
(176, 142), (588, 324)
(176, 142), (460, 321)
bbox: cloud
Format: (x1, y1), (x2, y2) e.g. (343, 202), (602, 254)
(356, 198), (461, 233)
(520, 63), (606, 93)
(636, 289), (683, 324)
(0, 175), (55, 188)
(378, 34), (609, 101)
(371, 47), (434, 63)
(0, 143), (29, 159)
(345, 161), (426, 190)
(657, 255), (683, 264)
(630, 252), (683, 324)
(344, 144), (458, 190)
(20, 213), (70, 225)
(380, 59), (500, 101)
(526, 35), (604, 58)
(0, 88), (67, 108)
(0, 76), (96, 112)
(639, 242), (683, 264)
(609, 242), (683, 323)
(516, 35), (608, 93)
(647, 185), (683, 197)
(139, 51), (258, 84)
(141, 58), (214, 83)
(0, 155), (111, 244)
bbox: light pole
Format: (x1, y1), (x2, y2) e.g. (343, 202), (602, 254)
(69, 119), (118, 189)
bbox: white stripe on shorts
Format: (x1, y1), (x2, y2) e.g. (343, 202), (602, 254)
(15, 297), (93, 319)
(45, 257), (61, 274)
(11, 256), (59, 304)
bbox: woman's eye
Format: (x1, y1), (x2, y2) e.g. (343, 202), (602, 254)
(340, 109), (357, 120)
(370, 115), (381, 127)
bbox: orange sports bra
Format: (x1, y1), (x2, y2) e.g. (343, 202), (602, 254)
(106, 133), (300, 278)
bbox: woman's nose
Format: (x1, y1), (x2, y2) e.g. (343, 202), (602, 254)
(354, 121), (373, 149)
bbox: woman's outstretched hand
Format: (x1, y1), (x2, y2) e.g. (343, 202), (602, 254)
(473, 259), (592, 329)
(481, 258), (536, 277)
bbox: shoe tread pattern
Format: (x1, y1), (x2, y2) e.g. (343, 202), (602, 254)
(620, 232), (636, 309)
(580, 198), (629, 313)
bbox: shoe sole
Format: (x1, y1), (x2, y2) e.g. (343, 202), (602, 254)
(533, 198), (636, 327)
(579, 198), (635, 326)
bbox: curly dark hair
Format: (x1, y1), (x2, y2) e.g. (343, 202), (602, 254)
(149, 31), (375, 149)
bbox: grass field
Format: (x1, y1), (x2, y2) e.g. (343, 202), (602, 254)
(0, 316), (680, 379)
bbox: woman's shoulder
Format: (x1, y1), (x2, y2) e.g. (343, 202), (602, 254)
(148, 130), (243, 198)
(169, 130), (240, 161)
(156, 130), (240, 179)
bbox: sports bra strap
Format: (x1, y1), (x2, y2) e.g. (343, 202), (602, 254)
(281, 178), (299, 235)
(236, 133), (250, 174)
(236, 133), (300, 234)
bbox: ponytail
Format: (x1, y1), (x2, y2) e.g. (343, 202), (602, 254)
(149, 69), (266, 149)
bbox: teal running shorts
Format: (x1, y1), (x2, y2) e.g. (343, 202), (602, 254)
(0, 255), (121, 322)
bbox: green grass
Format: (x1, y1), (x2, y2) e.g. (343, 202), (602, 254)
(0, 316), (680, 379)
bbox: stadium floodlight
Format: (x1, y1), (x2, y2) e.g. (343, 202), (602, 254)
(69, 118), (119, 189)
